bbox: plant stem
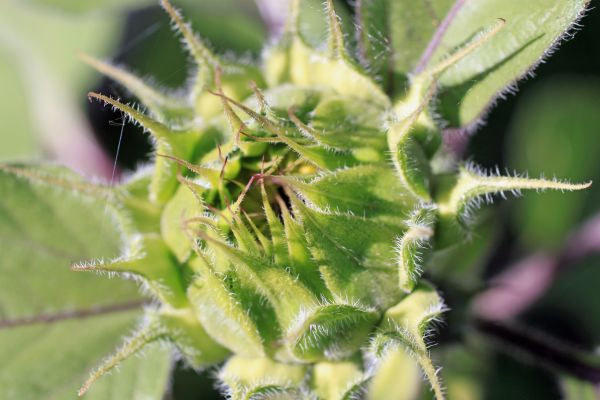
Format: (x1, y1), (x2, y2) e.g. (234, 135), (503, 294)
(474, 317), (600, 384)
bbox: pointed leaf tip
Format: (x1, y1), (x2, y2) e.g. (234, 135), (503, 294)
(80, 53), (186, 118)
(0, 164), (113, 198)
(439, 164), (592, 219)
(80, 55), (141, 89)
(88, 92), (169, 140)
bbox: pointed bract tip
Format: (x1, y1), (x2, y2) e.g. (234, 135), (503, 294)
(71, 262), (96, 272)
(87, 91), (103, 102)
(581, 180), (593, 189)
(440, 165), (594, 218)
(461, 165), (593, 192)
(87, 92), (122, 109)
(77, 323), (163, 397)
(78, 52), (96, 65)
(81, 54), (182, 117)
(160, 0), (217, 66)
(86, 92), (169, 139)
(159, 0), (176, 15)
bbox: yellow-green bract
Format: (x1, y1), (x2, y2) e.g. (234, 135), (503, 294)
(2, 0), (590, 399)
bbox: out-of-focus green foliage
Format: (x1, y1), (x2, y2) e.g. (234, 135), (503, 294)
(507, 78), (600, 249)
(0, 1), (124, 160)
(0, 48), (35, 158)
(533, 257), (600, 342)
(560, 375), (600, 400)
(0, 0), (267, 168)
(28, 0), (155, 14)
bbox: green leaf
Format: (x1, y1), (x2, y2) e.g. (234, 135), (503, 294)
(291, 196), (403, 310)
(434, 163), (590, 245)
(0, 48), (38, 159)
(279, 203), (327, 297)
(507, 78), (600, 249)
(188, 264), (268, 358)
(279, 164), (416, 227)
(427, 0), (589, 127)
(221, 356), (307, 386)
(388, 1), (455, 76)
(388, 84), (441, 202)
(287, 304), (379, 362)
(156, 307), (229, 368)
(0, 166), (171, 399)
(379, 283), (444, 341)
(161, 183), (202, 262)
(191, 227), (317, 323)
(0, 1), (122, 170)
(281, 165), (435, 294)
(215, 90), (362, 171)
(287, 95), (388, 164)
(355, 0), (390, 87)
(28, 0), (154, 14)
(73, 233), (189, 308)
(356, 0), (454, 91)
(260, 184), (289, 266)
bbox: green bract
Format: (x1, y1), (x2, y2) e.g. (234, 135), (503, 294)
(0, 0), (592, 399)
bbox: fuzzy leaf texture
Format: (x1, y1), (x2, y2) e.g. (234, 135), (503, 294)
(359, 0), (589, 128)
(0, 0), (593, 399)
(426, 0), (590, 128)
(0, 166), (172, 399)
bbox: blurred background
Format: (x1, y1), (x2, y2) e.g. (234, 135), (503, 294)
(1, 0), (599, 398)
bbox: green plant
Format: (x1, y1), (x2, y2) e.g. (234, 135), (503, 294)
(0, 0), (595, 399)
